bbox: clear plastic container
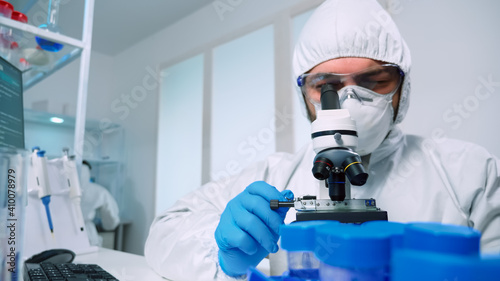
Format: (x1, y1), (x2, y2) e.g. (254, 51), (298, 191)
(314, 224), (391, 281)
(280, 220), (339, 280)
(9, 11), (29, 71)
(287, 251), (321, 279)
(0, 0), (14, 58)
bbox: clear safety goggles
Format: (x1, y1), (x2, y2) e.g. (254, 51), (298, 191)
(297, 64), (404, 105)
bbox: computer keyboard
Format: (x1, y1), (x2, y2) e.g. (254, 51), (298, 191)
(23, 262), (119, 281)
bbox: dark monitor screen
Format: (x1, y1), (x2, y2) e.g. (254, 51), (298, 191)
(0, 56), (24, 149)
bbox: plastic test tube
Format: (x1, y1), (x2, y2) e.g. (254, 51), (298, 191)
(315, 223), (391, 281)
(280, 220), (339, 280)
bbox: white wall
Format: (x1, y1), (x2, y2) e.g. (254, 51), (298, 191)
(24, 51), (114, 120)
(211, 25), (276, 185)
(155, 54), (204, 216)
(392, 0), (500, 158)
(24, 121), (75, 156)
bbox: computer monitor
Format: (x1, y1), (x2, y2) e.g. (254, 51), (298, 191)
(0, 56), (24, 149)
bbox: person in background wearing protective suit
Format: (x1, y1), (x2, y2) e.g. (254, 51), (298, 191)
(145, 0), (500, 279)
(80, 160), (120, 247)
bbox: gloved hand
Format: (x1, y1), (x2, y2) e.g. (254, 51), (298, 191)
(214, 181), (294, 277)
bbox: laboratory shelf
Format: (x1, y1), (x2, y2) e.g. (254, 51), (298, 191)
(23, 109), (122, 131)
(0, 16), (84, 90)
(0, 17), (84, 48)
(10, 0), (125, 221)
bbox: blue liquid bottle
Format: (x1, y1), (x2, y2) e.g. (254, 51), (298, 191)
(404, 222), (481, 256)
(315, 224), (392, 281)
(280, 220), (339, 280)
(392, 222), (488, 281)
(362, 220), (406, 250)
(392, 250), (500, 281)
(35, 0), (64, 52)
(35, 37), (63, 52)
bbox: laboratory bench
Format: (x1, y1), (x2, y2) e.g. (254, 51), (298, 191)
(73, 247), (165, 281)
(21, 247), (165, 281)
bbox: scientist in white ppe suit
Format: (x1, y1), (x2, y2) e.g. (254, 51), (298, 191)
(80, 161), (120, 246)
(145, 0), (500, 279)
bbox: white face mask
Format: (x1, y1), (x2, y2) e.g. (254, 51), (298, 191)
(314, 85), (394, 156)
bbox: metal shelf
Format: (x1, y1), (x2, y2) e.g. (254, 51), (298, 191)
(0, 16), (84, 90)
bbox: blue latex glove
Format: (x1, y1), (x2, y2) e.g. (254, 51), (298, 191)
(215, 181), (294, 277)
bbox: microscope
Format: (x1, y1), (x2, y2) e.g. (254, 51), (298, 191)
(271, 84), (388, 223)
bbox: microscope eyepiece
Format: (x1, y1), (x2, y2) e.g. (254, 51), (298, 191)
(312, 156), (333, 180)
(342, 156), (368, 186)
(320, 84), (341, 110)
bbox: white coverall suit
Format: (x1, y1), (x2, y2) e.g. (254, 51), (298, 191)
(145, 0), (500, 280)
(80, 164), (120, 247)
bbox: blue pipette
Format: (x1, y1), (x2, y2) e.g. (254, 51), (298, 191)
(32, 147), (54, 234)
(41, 195), (54, 233)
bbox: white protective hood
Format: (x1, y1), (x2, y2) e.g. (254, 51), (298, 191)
(292, 0), (412, 125)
